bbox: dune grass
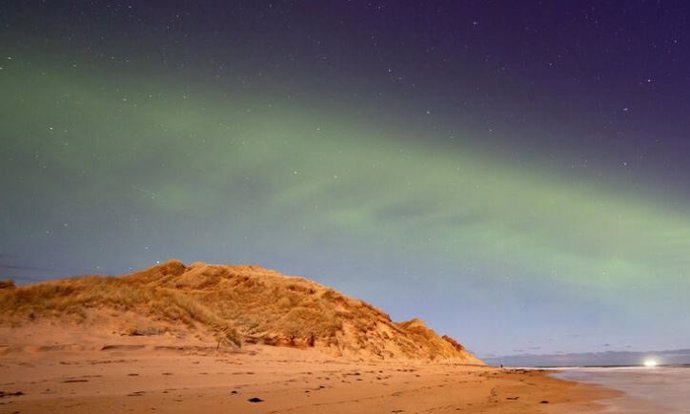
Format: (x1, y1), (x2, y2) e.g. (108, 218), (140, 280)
(0, 261), (479, 361)
(0, 275), (243, 347)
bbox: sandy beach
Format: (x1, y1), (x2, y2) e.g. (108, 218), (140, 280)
(0, 338), (617, 414)
(0, 262), (621, 413)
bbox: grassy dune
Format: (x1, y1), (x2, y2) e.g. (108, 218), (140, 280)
(0, 260), (482, 362)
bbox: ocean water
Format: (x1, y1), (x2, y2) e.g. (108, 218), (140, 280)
(553, 366), (690, 413)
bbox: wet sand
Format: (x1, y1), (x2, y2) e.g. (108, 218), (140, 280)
(554, 367), (690, 413)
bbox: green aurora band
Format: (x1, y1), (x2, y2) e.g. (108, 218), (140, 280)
(2, 57), (689, 353)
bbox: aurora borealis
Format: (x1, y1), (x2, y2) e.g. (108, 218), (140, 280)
(2, 1), (690, 358)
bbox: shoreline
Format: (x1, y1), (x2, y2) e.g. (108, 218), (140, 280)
(0, 343), (620, 414)
(551, 366), (689, 413)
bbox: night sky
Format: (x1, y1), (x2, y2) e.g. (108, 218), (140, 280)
(2, 1), (690, 358)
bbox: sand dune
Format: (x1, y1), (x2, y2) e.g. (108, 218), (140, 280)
(0, 260), (618, 413)
(0, 260), (481, 362)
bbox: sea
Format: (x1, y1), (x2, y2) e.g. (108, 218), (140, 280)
(551, 366), (690, 413)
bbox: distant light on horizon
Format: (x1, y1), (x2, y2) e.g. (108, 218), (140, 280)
(643, 358), (659, 368)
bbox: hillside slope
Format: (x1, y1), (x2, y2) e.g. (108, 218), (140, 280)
(0, 260), (482, 363)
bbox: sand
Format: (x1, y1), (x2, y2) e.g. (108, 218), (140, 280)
(0, 335), (618, 414)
